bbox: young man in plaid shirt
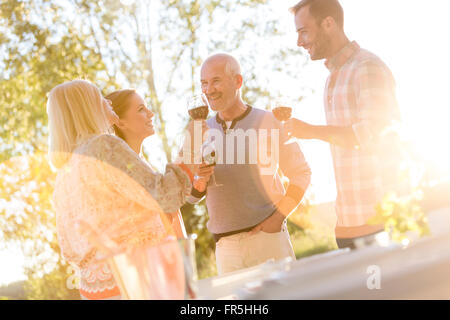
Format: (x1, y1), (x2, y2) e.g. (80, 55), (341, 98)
(286, 0), (405, 249)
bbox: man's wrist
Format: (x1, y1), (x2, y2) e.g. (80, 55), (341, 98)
(311, 124), (327, 140)
(191, 184), (207, 198)
(271, 208), (287, 223)
(296, 120), (319, 139)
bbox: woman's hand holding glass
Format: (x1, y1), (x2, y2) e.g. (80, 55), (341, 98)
(184, 120), (216, 190)
(192, 163), (215, 192)
(186, 93), (222, 187)
(178, 119), (208, 175)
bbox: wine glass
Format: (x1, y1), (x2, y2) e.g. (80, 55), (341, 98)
(271, 98), (293, 122)
(187, 93), (209, 121)
(78, 220), (190, 300)
(187, 93), (222, 187)
(271, 97), (295, 144)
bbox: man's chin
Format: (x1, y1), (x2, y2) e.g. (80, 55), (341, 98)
(209, 104), (222, 112)
(309, 51), (324, 61)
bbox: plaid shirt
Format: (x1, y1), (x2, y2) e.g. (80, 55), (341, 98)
(324, 41), (403, 227)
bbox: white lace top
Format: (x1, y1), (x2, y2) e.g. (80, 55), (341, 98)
(53, 134), (192, 297)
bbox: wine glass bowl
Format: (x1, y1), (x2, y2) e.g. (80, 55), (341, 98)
(271, 97), (297, 144)
(271, 97), (293, 122)
(187, 94), (209, 120)
(272, 106), (292, 122)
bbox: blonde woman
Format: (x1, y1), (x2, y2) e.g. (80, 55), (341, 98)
(47, 80), (200, 300)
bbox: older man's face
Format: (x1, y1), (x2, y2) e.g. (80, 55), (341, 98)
(200, 60), (240, 112)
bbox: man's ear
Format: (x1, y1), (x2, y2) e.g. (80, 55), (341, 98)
(235, 74), (243, 89)
(321, 16), (335, 32)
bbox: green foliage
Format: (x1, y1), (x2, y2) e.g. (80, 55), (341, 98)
(287, 201), (313, 232)
(367, 191), (431, 244)
(180, 201), (217, 279)
(24, 262), (80, 300)
(62, 0), (306, 163)
(289, 203), (337, 260)
(0, 153), (67, 298)
(0, 0), (117, 299)
(0, 0), (116, 163)
(290, 228), (337, 259)
(288, 199), (338, 259)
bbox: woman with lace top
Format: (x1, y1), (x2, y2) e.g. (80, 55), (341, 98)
(47, 80), (200, 300)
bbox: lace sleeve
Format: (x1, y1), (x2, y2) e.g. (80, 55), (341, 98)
(89, 134), (192, 213)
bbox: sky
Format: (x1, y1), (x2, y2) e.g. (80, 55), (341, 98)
(2, 0), (450, 288)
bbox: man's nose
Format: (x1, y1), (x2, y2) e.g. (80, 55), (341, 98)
(297, 34), (304, 47)
(203, 83), (214, 96)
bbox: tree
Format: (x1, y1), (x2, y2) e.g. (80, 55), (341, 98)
(0, 0), (118, 299)
(0, 0), (117, 162)
(67, 0), (308, 164)
(0, 0), (308, 299)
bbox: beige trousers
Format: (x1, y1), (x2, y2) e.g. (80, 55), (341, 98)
(215, 224), (295, 275)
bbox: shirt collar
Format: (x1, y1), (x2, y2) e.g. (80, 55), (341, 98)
(325, 41), (360, 72)
(215, 105), (252, 133)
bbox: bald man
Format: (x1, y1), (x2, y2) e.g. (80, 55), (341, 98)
(188, 53), (311, 275)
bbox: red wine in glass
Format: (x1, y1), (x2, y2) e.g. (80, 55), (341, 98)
(272, 106), (292, 122)
(188, 105), (209, 120)
(186, 93), (222, 186)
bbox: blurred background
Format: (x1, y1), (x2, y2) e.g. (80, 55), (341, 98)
(0, 0), (449, 299)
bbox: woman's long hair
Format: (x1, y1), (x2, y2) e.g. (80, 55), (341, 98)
(47, 79), (112, 169)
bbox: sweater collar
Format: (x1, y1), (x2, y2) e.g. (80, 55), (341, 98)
(215, 105), (252, 133)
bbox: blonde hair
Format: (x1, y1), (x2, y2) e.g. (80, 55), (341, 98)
(47, 79), (112, 169)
